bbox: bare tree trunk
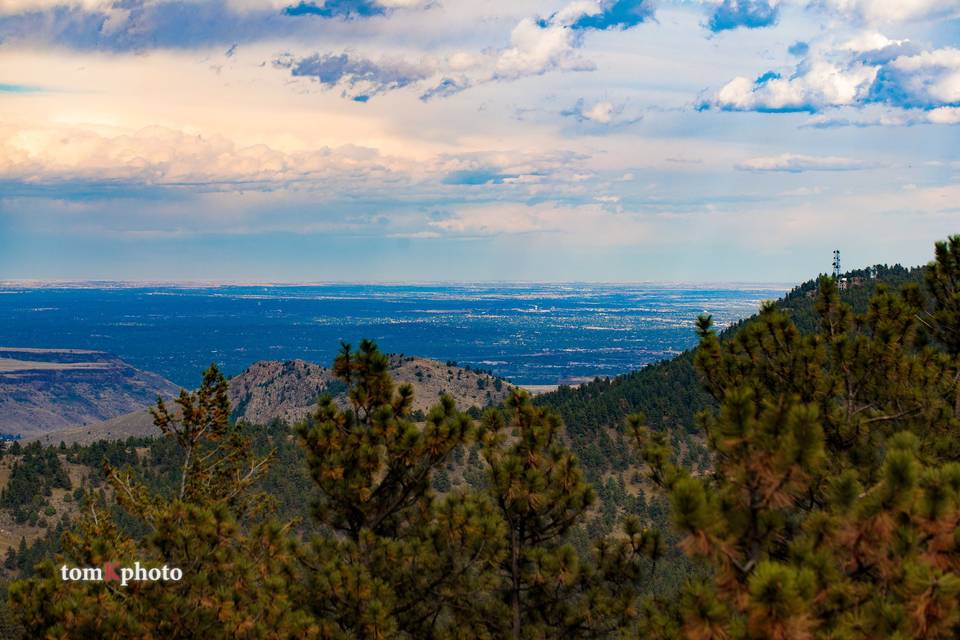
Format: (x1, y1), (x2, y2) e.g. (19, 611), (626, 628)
(179, 444), (192, 500)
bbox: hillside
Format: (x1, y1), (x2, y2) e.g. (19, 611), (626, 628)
(0, 258), (944, 640)
(37, 355), (514, 445)
(536, 263), (927, 483)
(0, 348), (179, 438)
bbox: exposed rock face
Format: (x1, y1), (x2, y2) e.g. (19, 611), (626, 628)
(0, 348), (179, 438)
(228, 359), (337, 426)
(35, 355), (514, 445)
(228, 355), (513, 425)
(386, 355), (512, 415)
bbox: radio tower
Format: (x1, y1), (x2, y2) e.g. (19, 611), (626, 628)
(833, 250), (841, 278)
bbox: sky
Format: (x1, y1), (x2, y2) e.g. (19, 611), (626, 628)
(0, 0), (958, 283)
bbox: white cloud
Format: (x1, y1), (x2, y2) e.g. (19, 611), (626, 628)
(0, 0), (113, 13)
(0, 123), (407, 189)
(429, 201), (649, 245)
(803, 104), (960, 127)
(706, 34), (960, 121)
(710, 60), (878, 112)
(875, 48), (960, 109)
(375, 0), (432, 7)
(429, 0), (653, 94)
(811, 0), (960, 25)
(736, 153), (873, 172)
(927, 106), (960, 125)
(561, 98), (644, 128)
(0, 0), (424, 13)
(840, 32), (906, 53)
(493, 17), (593, 79)
(584, 101), (616, 123)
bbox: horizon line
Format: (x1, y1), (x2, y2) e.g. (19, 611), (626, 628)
(0, 278), (799, 289)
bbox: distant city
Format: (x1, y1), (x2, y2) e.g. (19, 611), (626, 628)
(0, 283), (786, 387)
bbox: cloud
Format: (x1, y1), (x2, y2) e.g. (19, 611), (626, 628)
(561, 98), (643, 128)
(429, 204), (543, 235)
(927, 106), (960, 124)
(705, 61), (878, 112)
(441, 168), (517, 185)
(283, 0), (385, 18)
(581, 100), (619, 124)
(271, 0), (655, 101)
(804, 105), (960, 127)
(492, 0), (653, 80)
(810, 0), (960, 25)
(0, 123), (406, 191)
(735, 153), (873, 172)
(428, 201), (648, 245)
(707, 0), (780, 32)
(434, 150), (585, 189)
(0, 0), (426, 51)
(703, 37), (960, 122)
(419, 77), (471, 101)
(868, 48), (960, 109)
(492, 17), (593, 80)
(278, 52), (431, 100)
(568, 0), (655, 31)
(0, 119), (593, 207)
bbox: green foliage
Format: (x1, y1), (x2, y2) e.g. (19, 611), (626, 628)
(9, 364), (312, 639)
(629, 235), (960, 639)
(0, 442), (71, 513)
(292, 339), (505, 638)
(925, 236), (960, 356)
(9, 237), (960, 639)
(479, 391), (653, 638)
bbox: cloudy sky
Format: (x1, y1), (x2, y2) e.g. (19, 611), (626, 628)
(0, 0), (958, 282)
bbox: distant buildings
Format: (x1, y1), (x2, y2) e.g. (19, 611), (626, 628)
(838, 276), (865, 292)
(805, 252), (874, 298)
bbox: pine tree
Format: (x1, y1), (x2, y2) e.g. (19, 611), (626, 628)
(479, 390), (649, 639)
(629, 236), (960, 639)
(292, 340), (505, 638)
(10, 364), (315, 639)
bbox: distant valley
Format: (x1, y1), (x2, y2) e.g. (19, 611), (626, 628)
(0, 348), (179, 438)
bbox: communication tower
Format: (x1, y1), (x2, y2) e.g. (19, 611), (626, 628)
(833, 250), (841, 279)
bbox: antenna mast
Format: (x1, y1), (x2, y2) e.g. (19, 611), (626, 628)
(832, 250), (841, 279)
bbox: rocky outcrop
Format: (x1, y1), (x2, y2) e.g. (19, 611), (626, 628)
(35, 355), (514, 445)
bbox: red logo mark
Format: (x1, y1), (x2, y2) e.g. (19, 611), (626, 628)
(103, 561), (121, 582)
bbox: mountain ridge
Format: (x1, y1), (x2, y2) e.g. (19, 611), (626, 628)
(35, 355), (515, 445)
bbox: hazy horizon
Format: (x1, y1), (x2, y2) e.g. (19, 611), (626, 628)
(0, 278), (797, 288)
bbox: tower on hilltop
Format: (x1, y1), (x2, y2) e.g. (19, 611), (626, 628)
(833, 250), (841, 279)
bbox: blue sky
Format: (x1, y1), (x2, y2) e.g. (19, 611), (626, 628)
(0, 0), (958, 282)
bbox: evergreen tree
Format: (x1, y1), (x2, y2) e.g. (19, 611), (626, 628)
(630, 236), (960, 639)
(10, 364), (314, 639)
(292, 340), (505, 638)
(479, 390), (650, 639)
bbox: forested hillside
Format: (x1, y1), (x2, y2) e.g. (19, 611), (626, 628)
(1, 240), (957, 639)
(537, 262), (926, 483)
